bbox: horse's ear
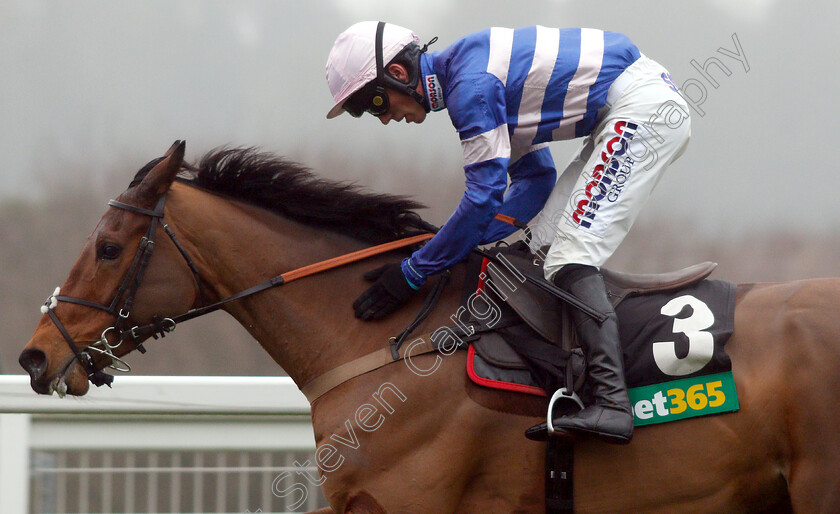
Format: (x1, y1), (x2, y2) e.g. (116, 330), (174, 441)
(138, 140), (186, 199)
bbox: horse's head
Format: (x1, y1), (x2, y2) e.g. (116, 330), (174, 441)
(19, 140), (201, 396)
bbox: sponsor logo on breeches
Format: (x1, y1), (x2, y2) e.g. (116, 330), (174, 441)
(571, 120), (639, 230)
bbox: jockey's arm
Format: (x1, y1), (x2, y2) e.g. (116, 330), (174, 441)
(480, 145), (556, 244)
(401, 155), (507, 287)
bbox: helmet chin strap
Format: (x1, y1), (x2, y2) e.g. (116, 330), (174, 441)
(376, 21), (437, 113)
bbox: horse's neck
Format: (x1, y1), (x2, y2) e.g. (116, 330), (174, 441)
(168, 183), (459, 387)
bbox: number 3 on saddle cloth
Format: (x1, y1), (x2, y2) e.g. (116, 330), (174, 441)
(461, 244), (740, 427)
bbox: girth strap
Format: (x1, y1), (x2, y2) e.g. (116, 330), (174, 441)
(301, 322), (477, 403)
(301, 336), (438, 403)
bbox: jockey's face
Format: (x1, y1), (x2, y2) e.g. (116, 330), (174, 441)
(378, 89), (427, 125)
(377, 63), (427, 125)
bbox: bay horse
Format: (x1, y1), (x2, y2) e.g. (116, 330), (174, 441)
(19, 141), (840, 512)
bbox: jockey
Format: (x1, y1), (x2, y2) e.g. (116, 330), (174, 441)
(325, 21), (691, 444)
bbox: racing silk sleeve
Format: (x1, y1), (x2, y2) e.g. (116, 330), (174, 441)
(480, 145), (556, 243)
(402, 73), (553, 287)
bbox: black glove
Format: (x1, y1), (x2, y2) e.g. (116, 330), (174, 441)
(353, 263), (417, 320)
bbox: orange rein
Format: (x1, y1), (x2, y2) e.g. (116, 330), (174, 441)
(280, 233), (434, 283)
(281, 213), (521, 283)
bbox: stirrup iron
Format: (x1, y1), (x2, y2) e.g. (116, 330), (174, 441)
(546, 387), (584, 436)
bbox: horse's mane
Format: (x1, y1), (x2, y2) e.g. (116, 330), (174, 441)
(130, 148), (433, 244)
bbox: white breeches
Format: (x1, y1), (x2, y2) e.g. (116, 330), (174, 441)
(531, 56), (692, 280)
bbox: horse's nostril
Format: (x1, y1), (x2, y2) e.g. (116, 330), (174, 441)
(19, 348), (48, 380)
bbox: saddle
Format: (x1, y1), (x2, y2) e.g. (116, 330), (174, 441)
(470, 243), (717, 390)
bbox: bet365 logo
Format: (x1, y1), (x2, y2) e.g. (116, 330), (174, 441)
(629, 373), (738, 426)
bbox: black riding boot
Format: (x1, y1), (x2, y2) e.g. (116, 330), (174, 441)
(526, 265), (634, 444)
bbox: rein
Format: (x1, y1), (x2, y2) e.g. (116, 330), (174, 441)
(40, 193), (433, 388)
(128, 232), (436, 341)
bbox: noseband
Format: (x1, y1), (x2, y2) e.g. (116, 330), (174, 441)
(40, 193), (435, 388)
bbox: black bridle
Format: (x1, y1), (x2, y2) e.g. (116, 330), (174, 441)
(41, 194), (205, 387)
(40, 193), (439, 390)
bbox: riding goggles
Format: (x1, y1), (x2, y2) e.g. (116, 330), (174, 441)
(343, 81), (389, 118)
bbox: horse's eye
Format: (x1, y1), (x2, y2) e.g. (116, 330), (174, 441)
(98, 243), (122, 260)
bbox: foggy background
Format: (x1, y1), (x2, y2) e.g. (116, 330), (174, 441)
(2, 0), (838, 376)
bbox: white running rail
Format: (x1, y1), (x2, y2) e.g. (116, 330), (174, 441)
(0, 375), (322, 513)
